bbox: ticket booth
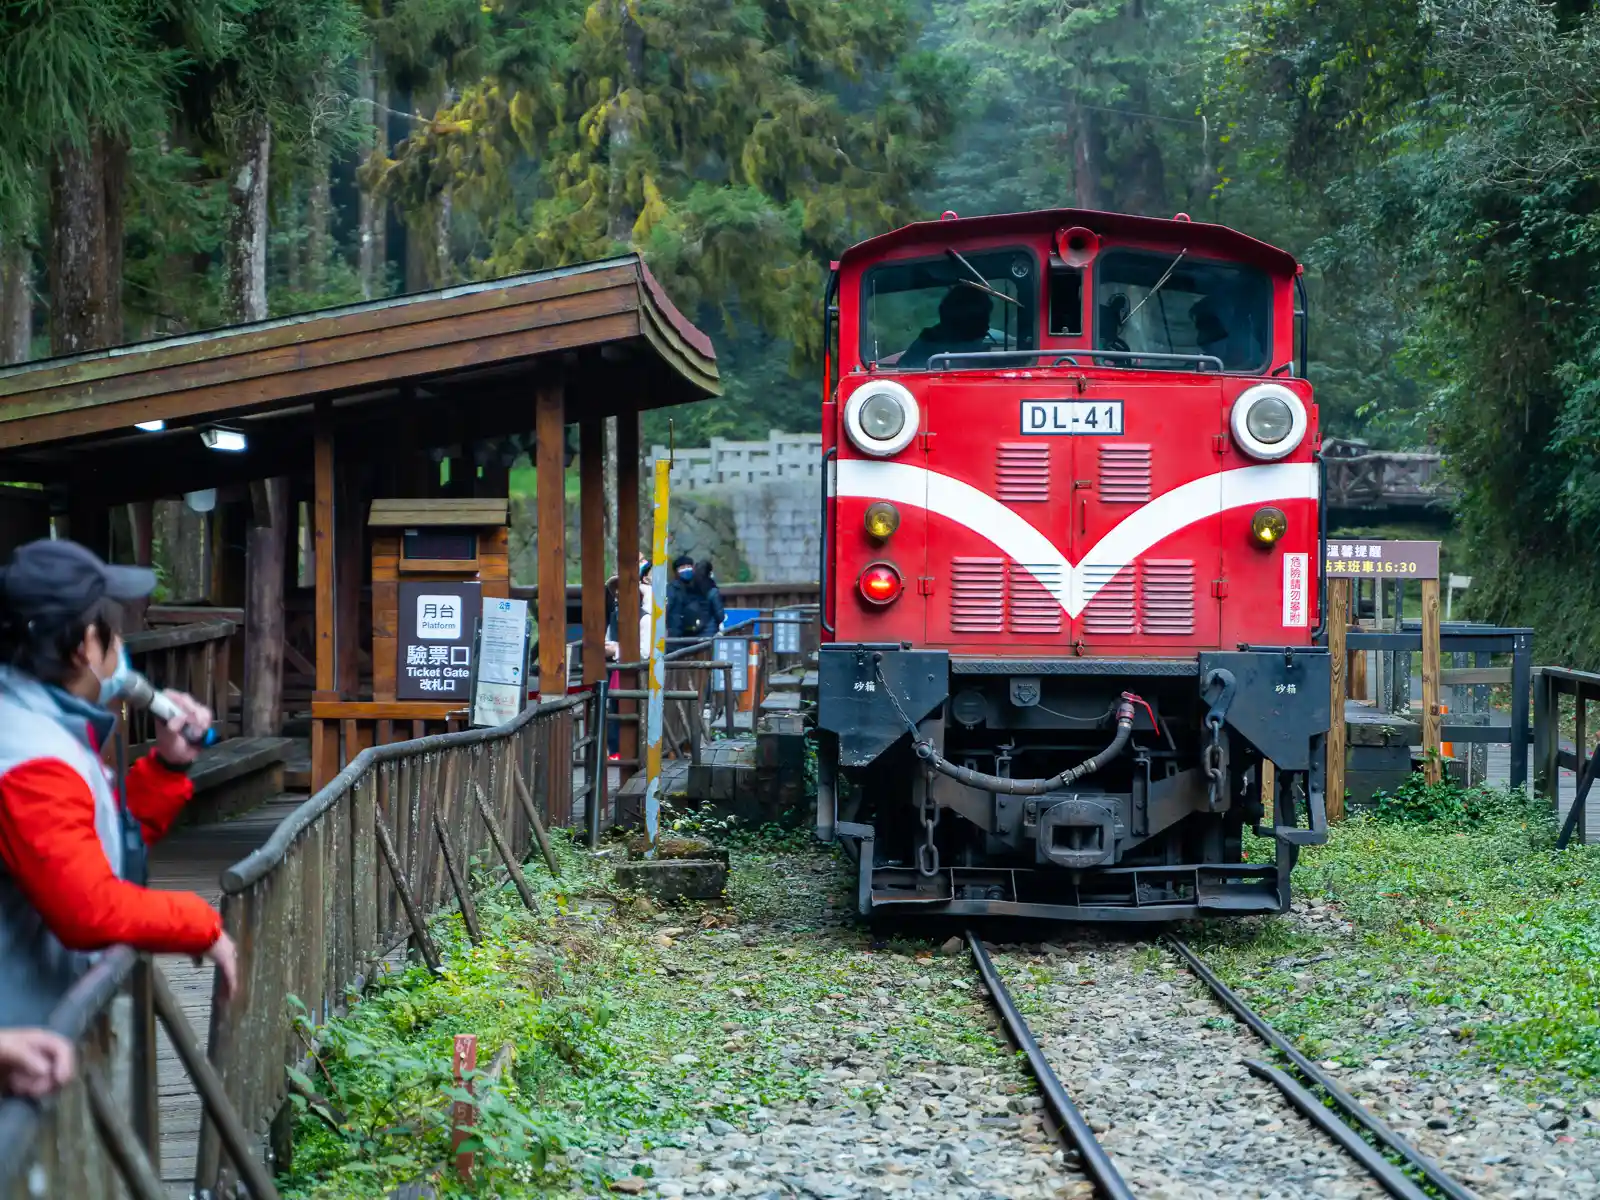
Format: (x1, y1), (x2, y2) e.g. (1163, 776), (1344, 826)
(368, 498), (511, 704)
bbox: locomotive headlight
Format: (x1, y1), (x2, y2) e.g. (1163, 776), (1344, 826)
(1230, 383), (1308, 461)
(864, 501), (900, 540)
(1250, 506), (1288, 545)
(860, 394), (905, 440)
(844, 380), (920, 458)
(1245, 397), (1294, 444)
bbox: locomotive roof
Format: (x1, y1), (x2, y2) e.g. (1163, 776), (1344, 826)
(839, 208), (1300, 275)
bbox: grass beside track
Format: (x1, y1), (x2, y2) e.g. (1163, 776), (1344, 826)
(276, 827), (1006, 1199)
(1190, 781), (1600, 1091)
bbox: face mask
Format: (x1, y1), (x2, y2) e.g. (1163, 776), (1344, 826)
(97, 647), (132, 707)
(677, 568), (693, 581)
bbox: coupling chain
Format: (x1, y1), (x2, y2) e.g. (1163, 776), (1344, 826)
(1203, 715), (1228, 810)
(1201, 667), (1237, 811)
(917, 788), (941, 877)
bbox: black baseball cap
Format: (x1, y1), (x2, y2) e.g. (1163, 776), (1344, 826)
(1, 539), (156, 626)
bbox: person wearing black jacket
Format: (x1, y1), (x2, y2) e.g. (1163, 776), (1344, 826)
(666, 553), (716, 640)
(695, 559), (725, 634)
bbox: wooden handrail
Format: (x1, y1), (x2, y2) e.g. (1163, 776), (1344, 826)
(124, 619), (237, 656)
(222, 693), (582, 892)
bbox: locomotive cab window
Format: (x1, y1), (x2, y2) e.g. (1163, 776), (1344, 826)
(1094, 250), (1271, 373)
(1048, 267), (1083, 336)
(862, 247), (1038, 370)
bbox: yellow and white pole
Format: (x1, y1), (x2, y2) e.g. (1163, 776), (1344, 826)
(642, 454), (671, 854)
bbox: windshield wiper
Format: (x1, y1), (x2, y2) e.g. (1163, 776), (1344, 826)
(1117, 248), (1187, 332)
(945, 248), (1022, 307)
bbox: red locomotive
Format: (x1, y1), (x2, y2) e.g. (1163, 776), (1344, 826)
(815, 208), (1331, 922)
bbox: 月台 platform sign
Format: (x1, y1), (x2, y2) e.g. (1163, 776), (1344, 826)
(398, 581), (481, 700)
(1322, 540), (1439, 580)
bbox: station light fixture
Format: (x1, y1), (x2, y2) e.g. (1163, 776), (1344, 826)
(134, 420), (166, 432)
(858, 561), (903, 605)
(1250, 506), (1288, 546)
(200, 427), (248, 453)
(864, 501), (900, 540)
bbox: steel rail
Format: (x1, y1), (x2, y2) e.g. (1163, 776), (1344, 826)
(1243, 1060), (1429, 1200)
(965, 931), (1136, 1200)
(1166, 936), (1478, 1200)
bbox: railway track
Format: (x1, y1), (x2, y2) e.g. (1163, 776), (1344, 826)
(967, 931), (1481, 1200)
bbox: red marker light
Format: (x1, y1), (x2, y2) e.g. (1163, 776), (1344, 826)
(858, 562), (903, 605)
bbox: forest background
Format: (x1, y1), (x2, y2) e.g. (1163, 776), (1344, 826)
(2, 0), (1598, 662)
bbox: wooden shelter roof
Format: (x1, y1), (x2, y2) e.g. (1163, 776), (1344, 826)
(0, 255), (717, 503)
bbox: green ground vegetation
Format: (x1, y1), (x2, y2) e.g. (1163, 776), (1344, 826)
(1195, 780), (1600, 1090)
(278, 825), (1003, 1199)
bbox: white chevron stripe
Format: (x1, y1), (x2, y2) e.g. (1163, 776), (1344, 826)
(836, 458), (1318, 619)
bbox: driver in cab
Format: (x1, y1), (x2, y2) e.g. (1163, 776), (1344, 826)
(899, 284), (995, 369)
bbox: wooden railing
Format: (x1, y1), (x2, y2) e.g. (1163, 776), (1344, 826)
(0, 694), (583, 1199)
(125, 618), (238, 743)
(194, 693), (581, 1194)
(0, 948), (279, 1200)
(1534, 666), (1600, 846)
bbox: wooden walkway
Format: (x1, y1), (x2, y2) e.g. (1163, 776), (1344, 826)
(145, 796), (306, 1198)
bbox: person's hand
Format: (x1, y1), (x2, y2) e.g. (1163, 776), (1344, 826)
(0, 1029), (75, 1098)
(604, 640), (620, 661)
(203, 931), (239, 1001)
(154, 690), (212, 767)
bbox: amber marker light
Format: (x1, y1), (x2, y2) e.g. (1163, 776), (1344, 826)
(864, 501), (900, 540)
(858, 562), (903, 605)
(1250, 506), (1288, 546)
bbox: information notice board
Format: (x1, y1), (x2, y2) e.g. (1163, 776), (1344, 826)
(398, 582), (480, 701)
(472, 596), (530, 727)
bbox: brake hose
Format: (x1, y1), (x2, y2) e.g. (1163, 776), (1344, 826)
(910, 693), (1139, 796)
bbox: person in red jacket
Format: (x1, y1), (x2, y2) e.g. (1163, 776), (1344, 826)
(0, 539), (237, 1027)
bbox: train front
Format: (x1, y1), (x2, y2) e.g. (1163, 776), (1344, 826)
(816, 209), (1331, 922)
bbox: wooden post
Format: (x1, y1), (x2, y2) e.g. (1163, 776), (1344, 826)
(450, 1034), (479, 1182)
(243, 478), (288, 737)
(536, 378), (566, 701)
(1326, 578), (1350, 822)
(616, 412), (641, 778)
(127, 500), (154, 631)
(1421, 576), (1442, 783)
(335, 466), (365, 699)
(311, 402), (339, 788)
(580, 415), (607, 686)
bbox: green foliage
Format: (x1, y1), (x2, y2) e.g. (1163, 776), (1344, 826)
(383, 0), (963, 397)
(1195, 797), (1600, 1084)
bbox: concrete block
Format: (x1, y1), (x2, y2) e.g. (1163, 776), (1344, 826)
(614, 858), (729, 902)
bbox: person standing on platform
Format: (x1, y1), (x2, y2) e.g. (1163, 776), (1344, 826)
(695, 559), (726, 635)
(666, 553), (714, 641)
(0, 540), (237, 1028)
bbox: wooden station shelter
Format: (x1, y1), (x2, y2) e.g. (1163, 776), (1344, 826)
(0, 257), (719, 791)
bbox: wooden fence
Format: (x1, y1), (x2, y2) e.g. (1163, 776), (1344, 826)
(0, 692), (584, 1200)
(124, 618), (238, 743)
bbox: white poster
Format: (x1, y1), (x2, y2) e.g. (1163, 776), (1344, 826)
(1282, 553), (1308, 628)
(472, 597), (529, 727)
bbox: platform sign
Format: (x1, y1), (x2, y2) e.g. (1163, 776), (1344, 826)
(1323, 540), (1439, 580)
(398, 582), (480, 701)
(712, 637), (750, 693)
(773, 607), (803, 655)
(472, 596), (529, 727)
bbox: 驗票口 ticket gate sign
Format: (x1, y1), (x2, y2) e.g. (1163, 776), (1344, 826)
(398, 581), (481, 700)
